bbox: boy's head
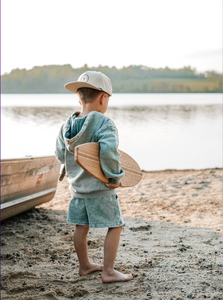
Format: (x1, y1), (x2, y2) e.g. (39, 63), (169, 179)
(64, 71), (112, 97)
(65, 71), (112, 114)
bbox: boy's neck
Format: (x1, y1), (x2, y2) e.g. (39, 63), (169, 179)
(80, 105), (101, 116)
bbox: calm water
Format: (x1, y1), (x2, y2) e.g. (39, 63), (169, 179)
(1, 93), (222, 171)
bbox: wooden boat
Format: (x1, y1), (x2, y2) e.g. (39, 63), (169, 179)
(1, 156), (60, 221)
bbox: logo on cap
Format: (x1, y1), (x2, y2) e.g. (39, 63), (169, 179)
(80, 74), (89, 82)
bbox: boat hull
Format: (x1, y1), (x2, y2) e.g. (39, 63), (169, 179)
(1, 156), (60, 221)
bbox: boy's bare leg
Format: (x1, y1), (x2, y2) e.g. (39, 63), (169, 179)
(102, 226), (133, 283)
(73, 225), (103, 276)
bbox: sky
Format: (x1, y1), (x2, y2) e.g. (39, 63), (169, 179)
(1, 0), (222, 75)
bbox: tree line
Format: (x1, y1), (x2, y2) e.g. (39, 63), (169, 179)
(1, 64), (222, 93)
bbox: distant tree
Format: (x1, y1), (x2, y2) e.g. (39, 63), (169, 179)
(1, 64), (222, 93)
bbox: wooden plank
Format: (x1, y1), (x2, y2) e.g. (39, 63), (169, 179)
(1, 156), (57, 175)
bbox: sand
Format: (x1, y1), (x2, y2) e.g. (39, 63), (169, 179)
(1, 168), (223, 300)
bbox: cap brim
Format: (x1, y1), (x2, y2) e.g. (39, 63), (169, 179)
(64, 81), (103, 94)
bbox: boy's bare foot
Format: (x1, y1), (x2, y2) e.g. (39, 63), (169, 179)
(79, 263), (103, 276)
(101, 269), (133, 283)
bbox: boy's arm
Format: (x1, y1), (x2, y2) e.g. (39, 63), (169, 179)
(55, 124), (65, 164)
(96, 123), (125, 184)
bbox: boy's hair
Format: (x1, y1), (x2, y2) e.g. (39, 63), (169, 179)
(77, 87), (103, 103)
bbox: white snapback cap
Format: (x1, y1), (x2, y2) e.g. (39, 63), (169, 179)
(64, 71), (112, 96)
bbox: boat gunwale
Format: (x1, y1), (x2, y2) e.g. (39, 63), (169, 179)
(1, 155), (56, 163)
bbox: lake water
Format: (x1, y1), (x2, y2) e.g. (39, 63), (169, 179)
(1, 93), (222, 171)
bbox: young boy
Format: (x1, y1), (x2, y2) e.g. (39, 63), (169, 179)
(55, 71), (133, 283)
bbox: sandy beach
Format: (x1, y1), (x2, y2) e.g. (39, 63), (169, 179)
(1, 168), (223, 300)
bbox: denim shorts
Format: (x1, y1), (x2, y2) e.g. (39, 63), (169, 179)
(67, 194), (124, 228)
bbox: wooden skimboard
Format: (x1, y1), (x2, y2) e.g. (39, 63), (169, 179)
(74, 143), (142, 187)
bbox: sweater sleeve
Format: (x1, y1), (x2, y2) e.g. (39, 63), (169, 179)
(96, 122), (125, 184)
(55, 124), (65, 164)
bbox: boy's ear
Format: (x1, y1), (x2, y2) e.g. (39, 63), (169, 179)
(99, 93), (106, 105)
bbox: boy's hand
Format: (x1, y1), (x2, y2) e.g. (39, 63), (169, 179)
(106, 182), (122, 189)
